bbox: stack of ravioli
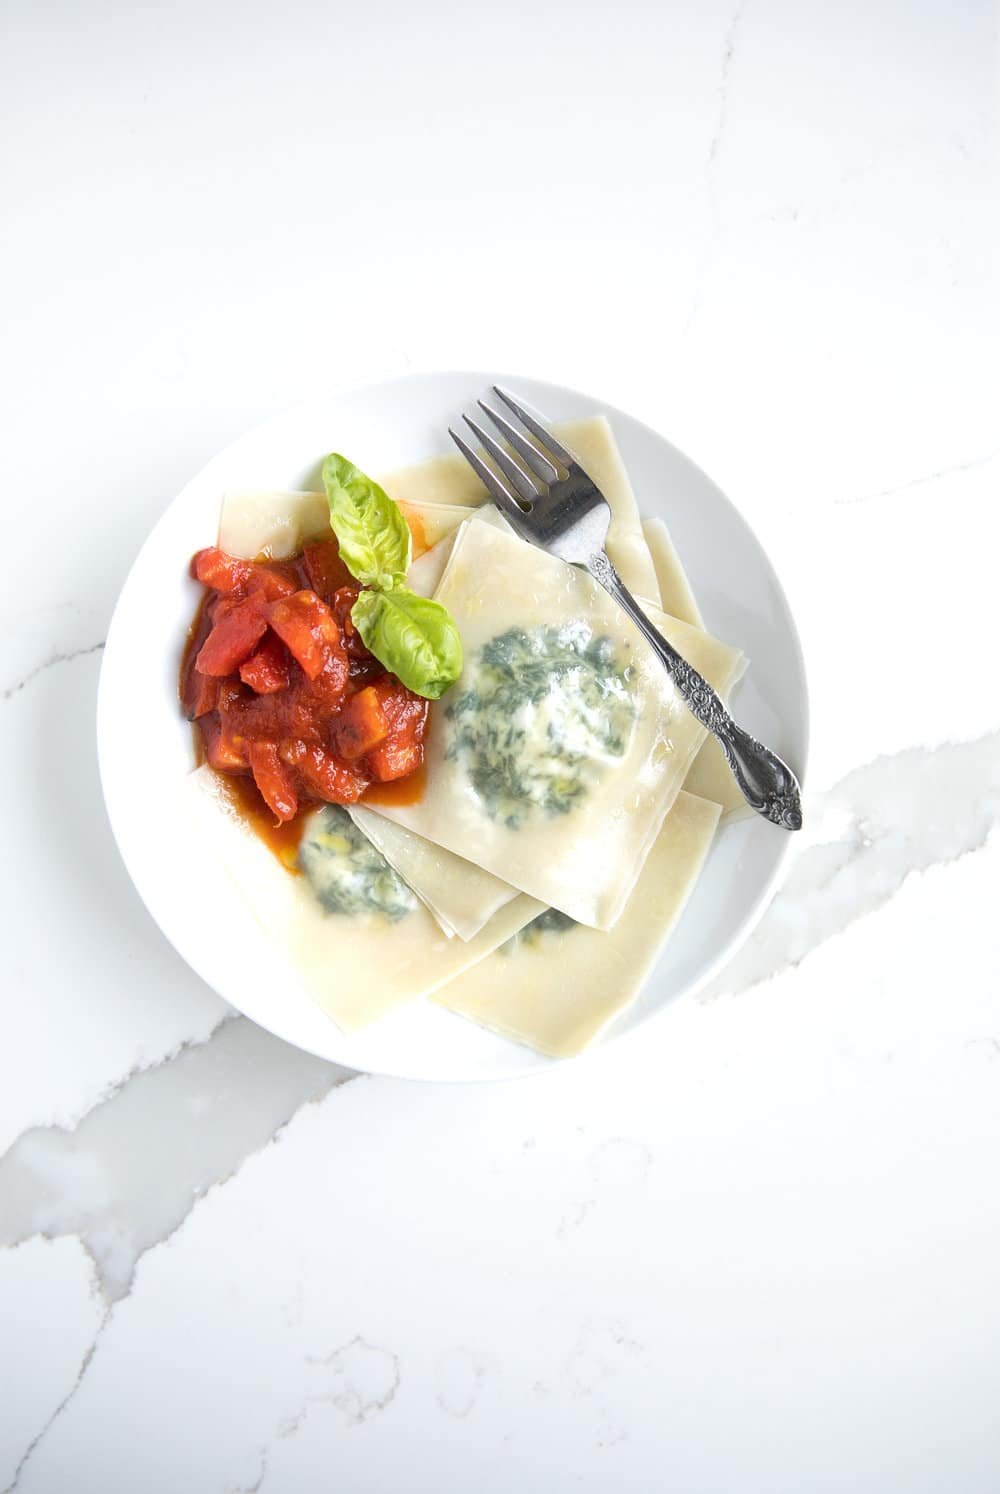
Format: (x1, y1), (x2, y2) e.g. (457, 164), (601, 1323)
(186, 418), (749, 1057)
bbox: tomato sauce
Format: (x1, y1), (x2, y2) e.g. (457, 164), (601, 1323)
(216, 772), (307, 871)
(362, 758), (428, 808)
(180, 537), (429, 866)
(401, 506), (428, 557)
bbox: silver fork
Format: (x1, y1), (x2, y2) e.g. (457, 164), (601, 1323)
(449, 387), (803, 831)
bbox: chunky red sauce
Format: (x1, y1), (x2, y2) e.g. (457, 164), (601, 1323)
(180, 539), (429, 855)
(362, 758), (428, 808)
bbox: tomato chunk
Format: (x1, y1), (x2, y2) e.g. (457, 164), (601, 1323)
(239, 633), (291, 695)
(332, 685), (389, 760)
(192, 547), (256, 595)
(266, 591), (340, 680)
(247, 740), (299, 822)
(300, 645), (349, 711)
(245, 563), (297, 602)
(200, 696), (249, 770)
(182, 668), (219, 719)
(365, 679), (428, 781)
(377, 675), (429, 732)
(330, 584), (375, 662)
(195, 595), (268, 676)
(191, 547), (297, 602)
(279, 740), (368, 803)
(367, 734), (424, 782)
(302, 540), (352, 601)
(180, 597), (219, 718)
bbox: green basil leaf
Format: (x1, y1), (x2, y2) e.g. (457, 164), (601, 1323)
(352, 585), (463, 700)
(322, 453), (412, 588)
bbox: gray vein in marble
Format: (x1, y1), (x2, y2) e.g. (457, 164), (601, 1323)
(88, 1009), (240, 1133)
(557, 1198), (596, 1242)
(590, 1138), (652, 1187)
(304, 1337), (401, 1425)
(4, 1328), (106, 1494)
(227, 1450), (268, 1494)
(0, 1026), (356, 1490)
(568, 1321), (645, 1396)
(684, 0), (747, 333)
(220, 1337), (400, 1492)
(0, 1018), (354, 1303)
(835, 453), (997, 505)
(567, 1321), (644, 1449)
(435, 1347), (489, 1419)
(705, 0), (746, 174)
(558, 1141), (652, 1241)
(702, 730), (1000, 1001)
(2, 641), (105, 701)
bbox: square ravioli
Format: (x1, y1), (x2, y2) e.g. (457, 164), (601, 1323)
(380, 414), (661, 603)
(181, 768), (541, 1031)
(367, 519), (744, 929)
(347, 804), (519, 941)
(433, 791), (722, 1056)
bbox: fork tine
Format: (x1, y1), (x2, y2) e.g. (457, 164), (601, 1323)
(491, 386), (574, 468)
(478, 398), (562, 485)
(448, 427), (530, 529)
(462, 413), (543, 504)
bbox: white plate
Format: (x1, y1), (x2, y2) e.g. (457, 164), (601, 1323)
(97, 372), (809, 1082)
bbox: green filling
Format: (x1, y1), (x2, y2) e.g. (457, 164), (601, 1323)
(298, 806), (418, 921)
(444, 623), (636, 828)
(500, 907), (578, 956)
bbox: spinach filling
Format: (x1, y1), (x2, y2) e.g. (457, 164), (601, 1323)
(444, 623), (636, 828)
(500, 907), (578, 956)
(299, 805), (418, 921)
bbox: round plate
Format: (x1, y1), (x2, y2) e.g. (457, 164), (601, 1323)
(97, 372), (809, 1081)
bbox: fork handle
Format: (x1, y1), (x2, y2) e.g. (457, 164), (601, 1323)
(587, 552), (803, 831)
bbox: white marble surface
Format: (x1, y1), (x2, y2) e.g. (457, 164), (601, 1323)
(1, 0), (998, 1488)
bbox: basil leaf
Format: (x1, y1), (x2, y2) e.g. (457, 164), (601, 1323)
(352, 585), (463, 700)
(322, 453), (412, 588)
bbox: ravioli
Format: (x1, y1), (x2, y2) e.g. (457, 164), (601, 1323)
(381, 415), (661, 602)
(181, 767), (542, 1031)
(217, 490), (330, 560)
(641, 517), (704, 629)
(680, 724), (752, 819)
(433, 791), (721, 1056)
(405, 507), (511, 598)
(399, 512), (746, 943)
(397, 500), (475, 558)
(635, 519), (752, 821)
(633, 517), (753, 820)
(368, 519), (744, 929)
(217, 488), (474, 568)
(347, 804), (519, 941)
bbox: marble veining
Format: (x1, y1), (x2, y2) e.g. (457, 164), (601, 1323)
(221, 1338), (401, 1493)
(706, 0), (747, 178)
(435, 1347), (490, 1419)
(704, 730), (1000, 999)
(5, 1324), (105, 1494)
(2, 641), (105, 702)
(834, 452), (998, 506)
(0, 1019), (353, 1305)
(684, 0), (748, 334)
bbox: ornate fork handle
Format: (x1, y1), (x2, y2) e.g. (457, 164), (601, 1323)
(588, 552), (803, 831)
